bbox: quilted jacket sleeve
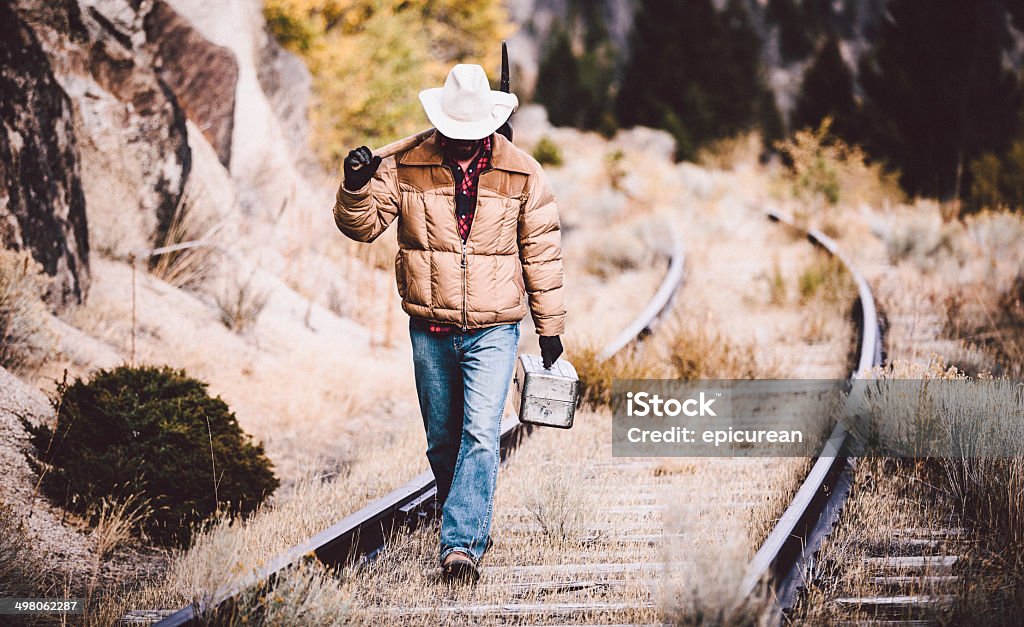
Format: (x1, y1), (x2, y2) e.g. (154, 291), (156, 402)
(518, 160), (566, 336)
(332, 156), (400, 243)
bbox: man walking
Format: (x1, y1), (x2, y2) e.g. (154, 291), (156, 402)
(333, 64), (566, 583)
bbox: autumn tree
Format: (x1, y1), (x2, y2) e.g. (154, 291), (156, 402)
(264, 0), (511, 166)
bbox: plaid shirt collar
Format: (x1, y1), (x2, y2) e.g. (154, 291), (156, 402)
(438, 134), (493, 171)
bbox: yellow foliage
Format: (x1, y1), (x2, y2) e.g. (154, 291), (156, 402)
(775, 118), (903, 211)
(264, 0), (513, 166)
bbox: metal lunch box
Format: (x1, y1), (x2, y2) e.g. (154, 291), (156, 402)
(512, 354), (580, 429)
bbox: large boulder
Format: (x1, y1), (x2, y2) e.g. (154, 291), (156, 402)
(0, 1), (90, 307)
(145, 0), (238, 169)
(15, 0), (192, 257)
(164, 0), (326, 220)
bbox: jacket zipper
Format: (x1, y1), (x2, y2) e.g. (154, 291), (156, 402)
(456, 163), (493, 331)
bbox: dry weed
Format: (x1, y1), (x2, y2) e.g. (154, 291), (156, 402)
(149, 184), (224, 289)
(569, 340), (663, 407)
(229, 559), (350, 626)
(0, 501), (43, 596)
(216, 270), (271, 333)
(774, 117), (902, 221)
(661, 311), (765, 379)
(0, 249), (57, 373)
(521, 463), (606, 546)
(660, 509), (773, 626)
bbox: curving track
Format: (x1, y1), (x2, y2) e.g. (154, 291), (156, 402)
(740, 207), (884, 620)
(340, 209), (881, 625)
(144, 231), (686, 626)
(141, 206), (880, 626)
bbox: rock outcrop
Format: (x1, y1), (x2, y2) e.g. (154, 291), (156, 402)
(145, 0), (237, 168)
(164, 0), (326, 221)
(12, 0), (192, 257)
(0, 0), (90, 307)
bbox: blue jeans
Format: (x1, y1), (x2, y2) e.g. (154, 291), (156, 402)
(410, 320), (520, 565)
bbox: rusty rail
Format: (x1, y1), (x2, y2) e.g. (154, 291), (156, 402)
(740, 207), (884, 619)
(148, 232), (686, 627)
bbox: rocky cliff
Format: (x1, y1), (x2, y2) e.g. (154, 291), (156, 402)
(0, 1), (90, 307)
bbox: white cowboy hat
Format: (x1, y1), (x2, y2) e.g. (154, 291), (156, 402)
(419, 64), (518, 140)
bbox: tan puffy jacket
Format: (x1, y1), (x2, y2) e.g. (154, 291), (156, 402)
(333, 131), (566, 336)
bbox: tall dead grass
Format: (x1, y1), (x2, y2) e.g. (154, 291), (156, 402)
(570, 308), (772, 408)
(149, 184), (223, 290)
(522, 463), (608, 546)
(945, 267), (1024, 377)
(228, 559), (350, 626)
(0, 249), (57, 373)
(660, 509), (773, 626)
(0, 501), (43, 597)
(773, 118), (902, 226)
(830, 360), (1024, 622)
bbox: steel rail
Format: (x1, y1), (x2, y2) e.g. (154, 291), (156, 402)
(150, 231), (686, 627)
(740, 207), (884, 619)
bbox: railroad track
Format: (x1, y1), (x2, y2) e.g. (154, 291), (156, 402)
(739, 207), (884, 621)
(332, 208), (884, 625)
(131, 231), (686, 626)
(137, 206), (883, 626)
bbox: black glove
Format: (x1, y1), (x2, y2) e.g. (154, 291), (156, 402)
(539, 335), (563, 369)
(343, 146), (382, 191)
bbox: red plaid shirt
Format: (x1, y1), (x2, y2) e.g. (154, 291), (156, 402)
(411, 135), (493, 334)
(440, 134), (492, 242)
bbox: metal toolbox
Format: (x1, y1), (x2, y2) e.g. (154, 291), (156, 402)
(512, 354), (580, 429)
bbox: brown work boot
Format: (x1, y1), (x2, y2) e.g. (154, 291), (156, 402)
(441, 550), (479, 584)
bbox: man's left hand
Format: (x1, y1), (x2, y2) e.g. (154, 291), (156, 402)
(539, 335), (563, 369)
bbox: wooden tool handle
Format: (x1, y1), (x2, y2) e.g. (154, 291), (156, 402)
(350, 129), (434, 170)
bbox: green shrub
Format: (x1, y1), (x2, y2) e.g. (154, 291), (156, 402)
(24, 366), (278, 546)
(969, 140), (1024, 211)
(532, 136), (564, 167)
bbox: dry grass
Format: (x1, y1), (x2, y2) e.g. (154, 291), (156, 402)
(522, 463), (608, 546)
(570, 340), (663, 408)
(660, 513), (773, 626)
(796, 360), (1024, 624)
(0, 501), (43, 597)
(149, 184), (223, 290)
(696, 131), (764, 172)
(0, 249), (57, 374)
(216, 270), (271, 333)
(791, 455), (960, 625)
(773, 118), (903, 225)
(945, 268), (1024, 377)
(228, 559), (350, 626)
(581, 221), (666, 280)
(661, 311), (768, 379)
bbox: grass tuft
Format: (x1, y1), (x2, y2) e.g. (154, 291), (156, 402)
(0, 249), (57, 373)
(216, 271), (271, 333)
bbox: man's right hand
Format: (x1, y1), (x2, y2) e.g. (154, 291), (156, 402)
(343, 146), (382, 191)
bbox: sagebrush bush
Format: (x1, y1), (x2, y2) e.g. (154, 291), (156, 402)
(0, 249), (56, 373)
(531, 136), (564, 167)
(216, 271), (270, 333)
(24, 366), (279, 546)
(774, 117), (902, 215)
